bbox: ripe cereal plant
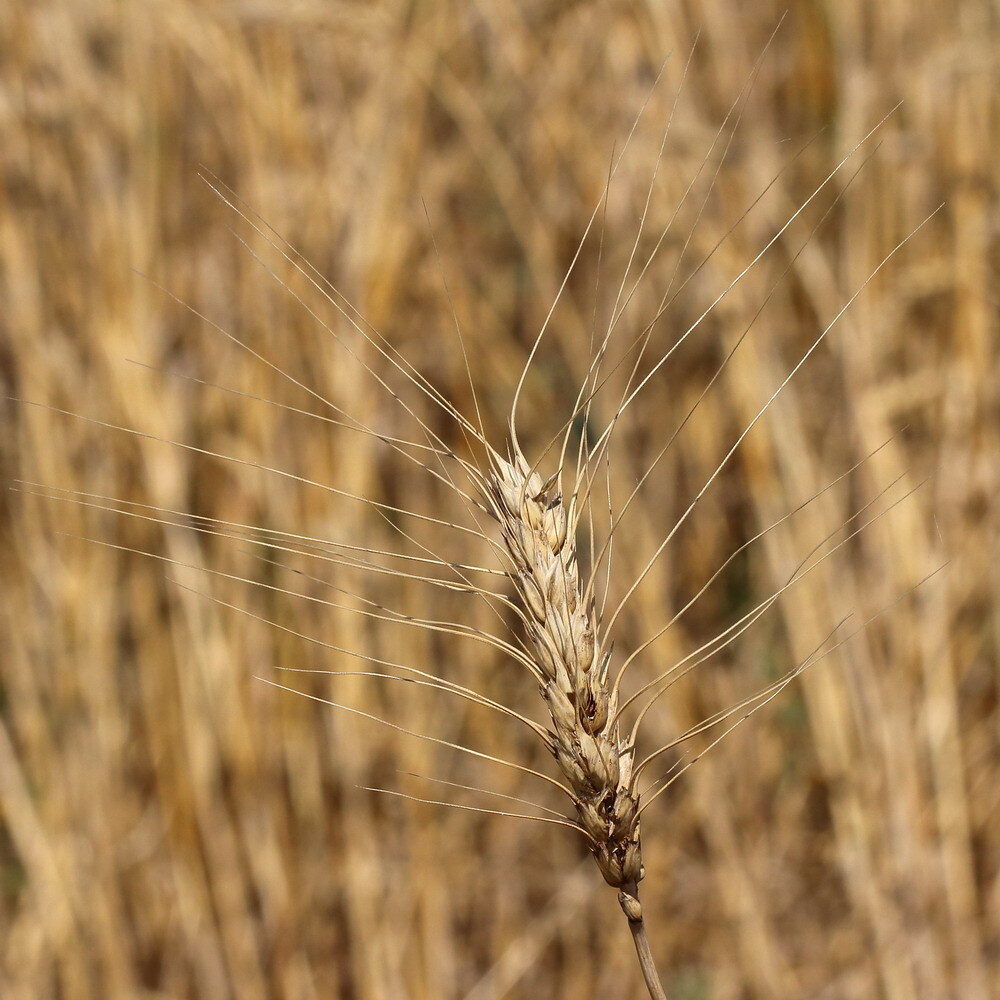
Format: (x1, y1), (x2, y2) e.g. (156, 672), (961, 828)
(4, 4), (998, 1000)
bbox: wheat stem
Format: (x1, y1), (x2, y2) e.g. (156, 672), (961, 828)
(619, 887), (668, 1000)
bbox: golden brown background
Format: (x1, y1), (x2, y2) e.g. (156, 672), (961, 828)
(3, 1), (998, 998)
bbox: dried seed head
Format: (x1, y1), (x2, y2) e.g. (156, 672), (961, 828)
(489, 447), (642, 890)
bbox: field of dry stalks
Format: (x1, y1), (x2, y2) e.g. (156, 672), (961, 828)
(3, 2), (998, 999)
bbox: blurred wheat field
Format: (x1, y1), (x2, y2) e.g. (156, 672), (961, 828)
(3, 1), (999, 998)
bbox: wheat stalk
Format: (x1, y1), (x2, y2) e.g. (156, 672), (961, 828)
(487, 442), (660, 990)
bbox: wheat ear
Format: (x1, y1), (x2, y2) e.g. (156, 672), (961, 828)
(487, 443), (664, 998)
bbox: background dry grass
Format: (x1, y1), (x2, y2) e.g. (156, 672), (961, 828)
(3, 1), (998, 998)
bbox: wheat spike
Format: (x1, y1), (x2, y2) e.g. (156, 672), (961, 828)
(488, 446), (642, 891)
